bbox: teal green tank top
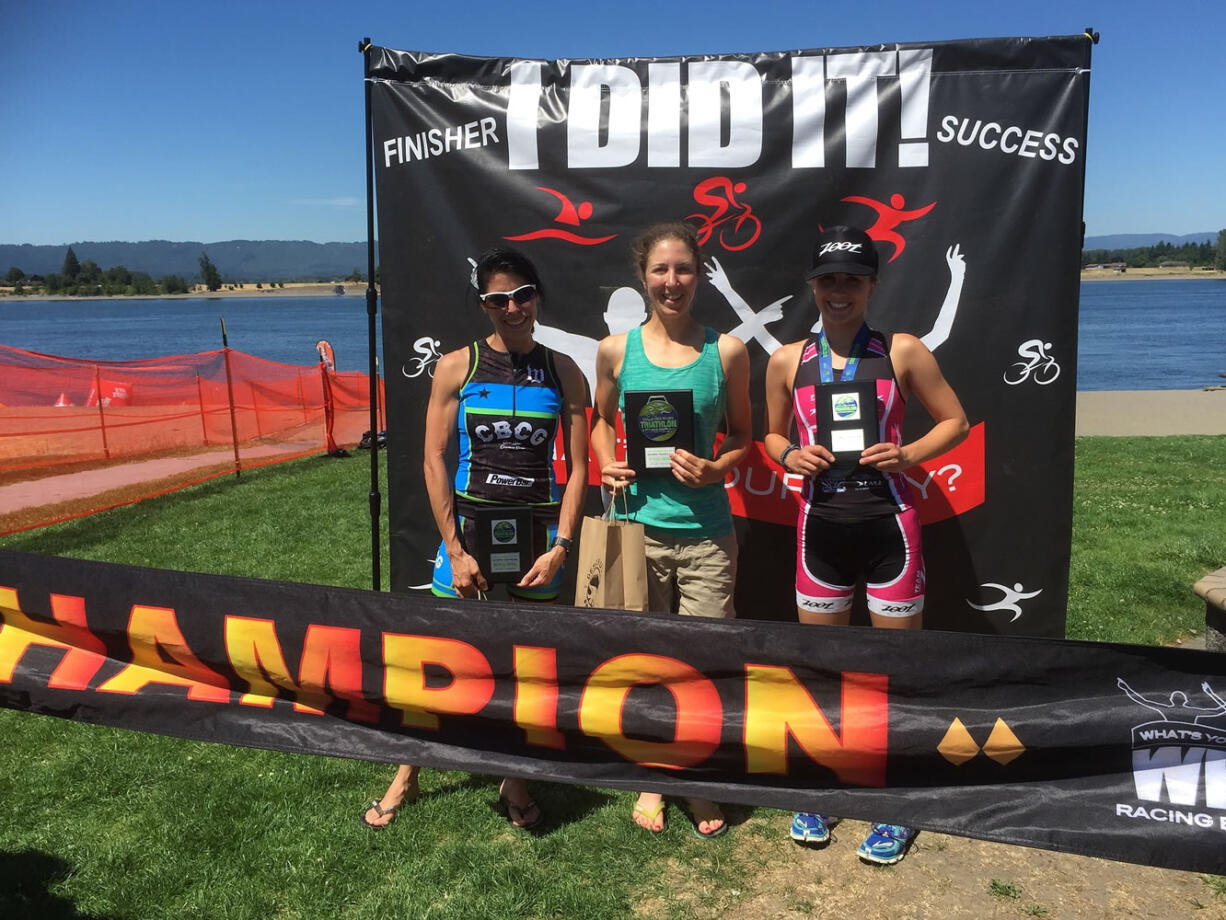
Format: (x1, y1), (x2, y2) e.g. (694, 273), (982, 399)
(616, 325), (731, 536)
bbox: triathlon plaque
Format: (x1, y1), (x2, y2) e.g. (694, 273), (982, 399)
(472, 505), (534, 583)
(815, 380), (879, 465)
(624, 390), (695, 474)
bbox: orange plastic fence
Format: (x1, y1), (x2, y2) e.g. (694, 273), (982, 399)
(0, 344), (381, 471)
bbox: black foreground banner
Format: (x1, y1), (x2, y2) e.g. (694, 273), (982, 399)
(371, 35), (1091, 636)
(3, 550), (1225, 874)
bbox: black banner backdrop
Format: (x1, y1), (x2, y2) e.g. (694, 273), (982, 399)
(2, 549), (1224, 874)
(371, 35), (1091, 636)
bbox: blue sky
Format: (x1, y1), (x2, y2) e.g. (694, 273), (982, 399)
(1, 0), (1222, 245)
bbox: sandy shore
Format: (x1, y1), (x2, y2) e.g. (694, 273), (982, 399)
(1077, 388), (1226, 436)
(1081, 267), (1224, 282)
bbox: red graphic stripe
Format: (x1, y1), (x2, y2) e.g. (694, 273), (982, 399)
(505, 230), (617, 245)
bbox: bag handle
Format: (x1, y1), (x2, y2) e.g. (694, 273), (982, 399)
(604, 485), (634, 523)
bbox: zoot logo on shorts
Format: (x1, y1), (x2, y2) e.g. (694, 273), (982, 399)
(800, 598), (836, 610)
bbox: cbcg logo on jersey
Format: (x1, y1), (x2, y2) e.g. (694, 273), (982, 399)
(473, 419), (551, 446)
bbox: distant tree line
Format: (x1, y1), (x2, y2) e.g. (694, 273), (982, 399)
(2, 246), (273, 296)
(4, 245), (379, 296)
(1083, 236), (1224, 269)
(2, 246), (207, 297)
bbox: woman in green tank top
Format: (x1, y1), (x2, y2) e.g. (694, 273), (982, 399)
(591, 222), (752, 838)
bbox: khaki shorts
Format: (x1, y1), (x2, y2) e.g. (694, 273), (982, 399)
(643, 529), (737, 619)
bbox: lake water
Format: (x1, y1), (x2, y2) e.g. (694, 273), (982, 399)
(0, 295), (382, 373)
(1075, 280), (1226, 389)
(1, 281), (1224, 390)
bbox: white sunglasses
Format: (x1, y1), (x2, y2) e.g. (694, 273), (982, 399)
(479, 284), (537, 309)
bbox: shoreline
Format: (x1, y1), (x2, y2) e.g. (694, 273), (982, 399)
(2, 269), (1224, 302)
(0, 282), (373, 302)
(1081, 267), (1224, 282)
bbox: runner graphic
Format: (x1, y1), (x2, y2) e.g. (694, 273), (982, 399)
(842, 193), (937, 262)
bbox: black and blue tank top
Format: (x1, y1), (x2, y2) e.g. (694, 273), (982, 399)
(454, 340), (563, 513)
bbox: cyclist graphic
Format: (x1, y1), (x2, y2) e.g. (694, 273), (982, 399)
(687, 177), (762, 252)
(1003, 339), (1061, 386)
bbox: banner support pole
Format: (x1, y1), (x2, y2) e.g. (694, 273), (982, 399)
(361, 36), (382, 592)
(1077, 26), (1100, 252)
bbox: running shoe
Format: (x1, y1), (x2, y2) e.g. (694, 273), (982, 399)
(857, 823), (914, 865)
(789, 812), (830, 844)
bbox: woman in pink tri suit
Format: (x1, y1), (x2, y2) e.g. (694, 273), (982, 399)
(763, 225), (968, 865)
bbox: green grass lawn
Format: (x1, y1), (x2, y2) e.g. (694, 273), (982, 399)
(1068, 436), (1226, 643)
(1, 438), (1223, 918)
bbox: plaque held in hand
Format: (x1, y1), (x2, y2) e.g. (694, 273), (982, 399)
(815, 380), (879, 467)
(623, 390), (695, 475)
(473, 505), (534, 583)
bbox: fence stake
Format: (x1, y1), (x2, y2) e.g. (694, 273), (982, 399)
(221, 319), (242, 479)
(195, 371), (210, 446)
(94, 366), (111, 459)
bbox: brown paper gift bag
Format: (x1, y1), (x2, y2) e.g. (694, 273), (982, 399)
(574, 499), (647, 612)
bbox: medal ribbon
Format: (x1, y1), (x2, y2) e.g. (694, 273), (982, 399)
(817, 324), (871, 384)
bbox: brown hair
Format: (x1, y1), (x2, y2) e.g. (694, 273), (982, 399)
(629, 222), (701, 282)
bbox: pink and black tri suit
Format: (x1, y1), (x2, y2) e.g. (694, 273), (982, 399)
(790, 327), (925, 618)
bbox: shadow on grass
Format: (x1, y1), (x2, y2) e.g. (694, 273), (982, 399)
(428, 771), (620, 833)
(0, 850), (114, 920)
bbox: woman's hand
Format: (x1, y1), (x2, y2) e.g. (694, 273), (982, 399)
(781, 444), (835, 477)
(860, 441), (909, 473)
(601, 459), (636, 491)
(448, 548), (488, 597)
(518, 545), (566, 589)
(669, 449), (726, 487)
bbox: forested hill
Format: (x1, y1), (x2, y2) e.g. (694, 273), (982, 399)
(5, 234), (1219, 281)
(0, 240), (368, 282)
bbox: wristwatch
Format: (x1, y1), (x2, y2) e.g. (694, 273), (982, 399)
(552, 536), (573, 554)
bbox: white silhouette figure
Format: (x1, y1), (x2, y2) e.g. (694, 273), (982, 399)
(920, 244), (967, 351)
(1118, 678), (1226, 725)
(535, 286), (646, 397)
(704, 256), (789, 353)
(1003, 338), (1061, 386)
(808, 243), (967, 352)
(967, 582), (1043, 622)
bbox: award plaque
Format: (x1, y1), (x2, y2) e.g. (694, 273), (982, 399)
(623, 390), (696, 474)
(815, 380), (879, 465)
(472, 505), (534, 583)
